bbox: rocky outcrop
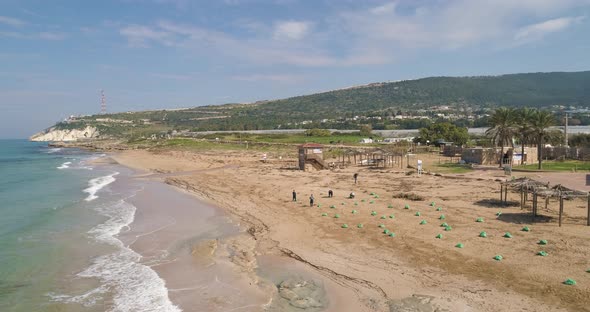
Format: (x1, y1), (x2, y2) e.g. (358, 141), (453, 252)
(30, 126), (99, 142)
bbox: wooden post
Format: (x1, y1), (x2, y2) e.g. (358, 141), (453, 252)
(533, 191), (537, 222)
(520, 184), (524, 210)
(500, 184), (504, 202)
(504, 184), (508, 203)
(559, 195), (564, 227)
(545, 197), (549, 211)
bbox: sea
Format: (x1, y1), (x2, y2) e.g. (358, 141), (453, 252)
(0, 139), (180, 312)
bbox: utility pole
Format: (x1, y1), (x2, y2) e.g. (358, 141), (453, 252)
(564, 111), (568, 147)
(100, 90), (107, 114)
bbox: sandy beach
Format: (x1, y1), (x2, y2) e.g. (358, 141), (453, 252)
(110, 148), (590, 312)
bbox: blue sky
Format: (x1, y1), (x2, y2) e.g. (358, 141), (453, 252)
(1, 0), (590, 138)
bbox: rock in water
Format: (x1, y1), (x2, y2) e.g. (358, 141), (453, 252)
(277, 278), (325, 310)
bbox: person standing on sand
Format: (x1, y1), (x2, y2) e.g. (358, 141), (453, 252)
(310, 194), (315, 207)
(292, 190), (297, 202)
(353, 173), (358, 184)
(328, 189), (333, 198)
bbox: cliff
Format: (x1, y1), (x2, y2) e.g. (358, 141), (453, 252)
(30, 126), (100, 142)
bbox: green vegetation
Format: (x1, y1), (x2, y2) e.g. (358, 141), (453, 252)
(485, 108), (557, 169)
(520, 160), (590, 171)
(47, 71), (590, 138)
(416, 122), (469, 145)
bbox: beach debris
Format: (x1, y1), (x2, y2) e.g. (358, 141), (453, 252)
(496, 211), (502, 217)
(538, 239), (548, 245)
(380, 216), (386, 219)
(378, 224), (385, 228)
(351, 210), (358, 214)
(420, 220), (427, 225)
(521, 226), (530, 232)
(435, 234), (443, 239)
(357, 224), (363, 228)
(371, 211), (377, 216)
(537, 251), (548, 257)
(383, 229), (390, 234)
(564, 279), (577, 286)
(439, 215), (446, 220)
(389, 215), (395, 219)
(440, 222), (448, 227)
(479, 231), (487, 238)
(455, 243), (464, 248)
(388, 204), (394, 208)
(341, 224), (349, 228)
(503, 232), (512, 238)
(404, 204), (410, 209)
(476, 217), (484, 222)
(444, 226), (452, 231)
(334, 214), (340, 219)
(493, 255), (503, 261)
(436, 207), (442, 211)
(321, 213), (328, 216)
(330, 205), (336, 208)
(415, 212), (421, 216)
(430, 201), (436, 206)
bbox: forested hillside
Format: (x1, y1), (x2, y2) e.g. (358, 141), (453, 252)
(53, 71), (590, 137)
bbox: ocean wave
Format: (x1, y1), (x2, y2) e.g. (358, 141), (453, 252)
(83, 173), (119, 201)
(45, 148), (62, 154)
(50, 200), (181, 312)
(57, 161), (72, 169)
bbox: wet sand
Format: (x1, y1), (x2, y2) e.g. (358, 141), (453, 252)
(111, 149), (590, 312)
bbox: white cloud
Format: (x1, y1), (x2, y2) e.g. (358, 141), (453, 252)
(370, 2), (396, 15)
(273, 21), (311, 40)
(515, 16), (585, 41)
(0, 16), (26, 27)
(150, 73), (194, 80)
(119, 25), (176, 47)
(38, 32), (67, 40)
(116, 1), (590, 67)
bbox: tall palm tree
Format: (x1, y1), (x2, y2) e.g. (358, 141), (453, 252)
(514, 107), (534, 165)
(529, 110), (555, 170)
(486, 107), (516, 167)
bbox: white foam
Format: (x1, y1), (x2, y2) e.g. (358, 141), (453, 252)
(57, 161), (72, 169)
(83, 172), (119, 201)
(45, 147), (62, 154)
(50, 199), (181, 312)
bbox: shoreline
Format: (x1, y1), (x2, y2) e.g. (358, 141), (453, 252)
(84, 147), (590, 311)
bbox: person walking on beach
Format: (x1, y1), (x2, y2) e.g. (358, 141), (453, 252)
(353, 173), (358, 184)
(309, 194), (315, 207)
(328, 189), (333, 198)
(292, 190), (297, 202)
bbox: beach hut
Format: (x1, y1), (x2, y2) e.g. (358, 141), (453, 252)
(298, 143), (327, 170)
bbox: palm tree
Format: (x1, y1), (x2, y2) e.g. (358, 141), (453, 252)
(514, 108), (534, 165)
(529, 110), (555, 170)
(486, 107), (516, 167)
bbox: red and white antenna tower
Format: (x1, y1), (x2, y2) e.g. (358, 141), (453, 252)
(100, 90), (106, 114)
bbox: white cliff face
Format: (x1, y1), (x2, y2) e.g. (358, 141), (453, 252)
(30, 126), (100, 142)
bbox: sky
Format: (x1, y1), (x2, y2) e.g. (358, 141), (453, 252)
(1, 0), (590, 138)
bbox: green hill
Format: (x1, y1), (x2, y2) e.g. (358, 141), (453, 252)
(53, 71), (590, 137)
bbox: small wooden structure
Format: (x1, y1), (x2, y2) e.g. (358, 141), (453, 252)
(298, 143), (327, 170)
(501, 178), (590, 227)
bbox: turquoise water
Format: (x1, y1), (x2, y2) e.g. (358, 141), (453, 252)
(0, 140), (181, 312)
(0, 140), (101, 310)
